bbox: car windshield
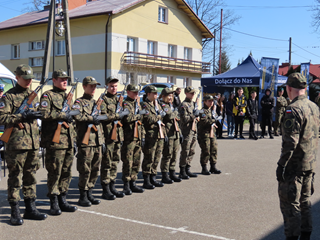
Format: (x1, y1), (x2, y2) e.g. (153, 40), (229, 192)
(0, 77), (14, 92)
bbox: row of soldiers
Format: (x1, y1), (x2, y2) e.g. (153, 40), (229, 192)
(0, 64), (221, 226)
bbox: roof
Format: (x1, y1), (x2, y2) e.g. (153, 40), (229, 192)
(278, 62), (320, 82)
(0, 0), (213, 38)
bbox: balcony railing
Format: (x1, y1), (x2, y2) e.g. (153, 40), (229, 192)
(121, 51), (211, 74)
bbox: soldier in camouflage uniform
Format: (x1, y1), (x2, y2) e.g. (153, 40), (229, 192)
(178, 86), (200, 179)
(274, 87), (287, 136)
(39, 69), (78, 215)
(100, 77), (129, 200)
(72, 76), (104, 207)
(121, 84), (145, 194)
(0, 64), (47, 225)
(197, 95), (221, 175)
(141, 85), (166, 189)
(276, 73), (319, 240)
(159, 88), (182, 183)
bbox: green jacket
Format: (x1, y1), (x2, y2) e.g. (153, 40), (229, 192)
(276, 96), (287, 115)
(179, 98), (197, 135)
(160, 100), (180, 139)
(197, 105), (216, 138)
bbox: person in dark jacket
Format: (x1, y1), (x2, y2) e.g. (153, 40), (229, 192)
(260, 88), (274, 139)
(226, 92), (235, 138)
(247, 91), (259, 140)
(172, 88), (181, 108)
(216, 94), (225, 139)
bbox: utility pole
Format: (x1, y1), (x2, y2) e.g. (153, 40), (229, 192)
(213, 29), (216, 76)
(219, 9), (223, 74)
(289, 37), (292, 66)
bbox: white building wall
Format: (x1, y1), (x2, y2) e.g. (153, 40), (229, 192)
(157, 41), (168, 57)
(177, 45), (184, 59)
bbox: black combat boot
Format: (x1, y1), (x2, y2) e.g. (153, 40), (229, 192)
(201, 164), (211, 175)
(169, 170), (181, 182)
(130, 180), (144, 193)
(23, 198), (47, 220)
(101, 183), (116, 200)
(300, 232), (312, 240)
(186, 165), (197, 178)
(123, 182), (132, 195)
(78, 189), (92, 207)
(150, 174), (164, 187)
(110, 180), (125, 198)
(58, 192), (77, 212)
(9, 201), (23, 225)
(161, 172), (173, 184)
(179, 166), (189, 180)
(87, 188), (101, 205)
(143, 175), (155, 189)
(286, 236), (299, 240)
(210, 163), (221, 174)
(49, 195), (62, 215)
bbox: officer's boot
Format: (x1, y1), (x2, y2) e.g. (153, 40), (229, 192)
(150, 174), (164, 187)
(143, 174), (155, 189)
(123, 181), (132, 195)
(161, 172), (174, 184)
(130, 180), (144, 193)
(210, 163), (221, 174)
(58, 192), (77, 212)
(78, 189), (92, 207)
(286, 236), (299, 240)
(186, 165), (197, 178)
(201, 164), (211, 175)
(9, 201), (23, 225)
(169, 170), (181, 182)
(87, 188), (101, 205)
(23, 198), (48, 220)
(101, 183), (116, 200)
(179, 166), (189, 180)
(49, 195), (62, 215)
(300, 232), (312, 240)
(110, 180), (125, 198)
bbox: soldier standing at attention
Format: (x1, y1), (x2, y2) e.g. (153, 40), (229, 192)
(141, 85), (166, 189)
(274, 87), (287, 136)
(0, 64), (47, 225)
(39, 69), (78, 215)
(100, 77), (129, 200)
(120, 84), (145, 194)
(197, 95), (221, 175)
(276, 73), (319, 240)
(159, 88), (182, 183)
(72, 76), (104, 207)
(179, 86), (200, 179)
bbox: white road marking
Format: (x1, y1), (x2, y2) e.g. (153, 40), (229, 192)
(78, 208), (235, 240)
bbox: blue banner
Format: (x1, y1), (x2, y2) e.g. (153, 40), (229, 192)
(300, 62), (310, 97)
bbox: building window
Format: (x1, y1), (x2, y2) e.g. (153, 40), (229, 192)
(34, 72), (42, 80)
(126, 72), (135, 84)
(184, 47), (192, 60)
(167, 76), (175, 84)
(11, 44), (20, 59)
(146, 74), (155, 83)
(158, 6), (168, 23)
(30, 41), (45, 50)
(29, 57), (44, 67)
(127, 37), (136, 52)
(56, 40), (65, 56)
(147, 41), (157, 55)
(183, 77), (191, 88)
(168, 45), (176, 58)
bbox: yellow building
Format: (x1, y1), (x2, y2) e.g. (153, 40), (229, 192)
(0, 0), (213, 87)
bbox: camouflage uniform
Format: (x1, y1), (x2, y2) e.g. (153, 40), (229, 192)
(274, 95), (287, 135)
(277, 73), (319, 239)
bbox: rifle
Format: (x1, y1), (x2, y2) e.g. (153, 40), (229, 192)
(0, 78), (50, 143)
(82, 86), (108, 145)
(170, 103), (180, 132)
(154, 99), (165, 139)
(133, 85), (142, 139)
(209, 103), (222, 138)
(191, 86), (202, 132)
(111, 83), (128, 141)
(52, 81), (80, 143)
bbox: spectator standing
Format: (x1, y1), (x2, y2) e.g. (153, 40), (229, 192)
(260, 88), (274, 139)
(216, 94), (225, 139)
(226, 92), (235, 138)
(247, 91), (259, 140)
(172, 88), (181, 109)
(232, 88), (247, 139)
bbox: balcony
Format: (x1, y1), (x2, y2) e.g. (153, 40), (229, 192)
(121, 51), (211, 74)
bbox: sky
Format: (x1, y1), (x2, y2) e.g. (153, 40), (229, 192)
(0, 0), (320, 70)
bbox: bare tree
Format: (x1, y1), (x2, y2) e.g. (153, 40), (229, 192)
(312, 0), (320, 31)
(23, 0), (50, 12)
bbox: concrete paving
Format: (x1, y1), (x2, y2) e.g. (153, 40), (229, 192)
(1, 124), (320, 240)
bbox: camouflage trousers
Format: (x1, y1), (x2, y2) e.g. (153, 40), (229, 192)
(5, 150), (40, 202)
(278, 171), (313, 237)
(100, 140), (121, 185)
(160, 138), (180, 172)
(179, 131), (197, 167)
(121, 139), (142, 182)
(274, 112), (284, 134)
(76, 146), (101, 190)
(142, 137), (164, 175)
(198, 136), (218, 165)
(45, 148), (74, 197)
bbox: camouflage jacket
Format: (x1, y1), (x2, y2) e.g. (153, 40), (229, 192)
(197, 105), (216, 138)
(278, 95), (319, 172)
(179, 97), (197, 135)
(121, 96), (145, 141)
(39, 86), (74, 149)
(276, 96), (287, 115)
(72, 93), (104, 147)
(160, 100), (180, 139)
(100, 92), (123, 142)
(142, 98), (166, 139)
(0, 84), (40, 150)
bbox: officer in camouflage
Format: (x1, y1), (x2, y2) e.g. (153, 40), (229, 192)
(39, 69), (78, 215)
(276, 72), (319, 240)
(121, 84), (145, 194)
(72, 76), (104, 207)
(274, 87), (287, 136)
(0, 64), (47, 225)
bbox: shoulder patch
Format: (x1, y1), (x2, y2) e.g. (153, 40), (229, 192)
(72, 104), (81, 109)
(41, 100), (48, 108)
(75, 100), (80, 103)
(162, 104), (165, 107)
(43, 94), (48, 98)
(124, 103), (127, 105)
(286, 109), (292, 114)
(284, 119), (293, 129)
(202, 113), (206, 118)
(0, 102), (5, 109)
(164, 108), (168, 112)
(2, 95), (6, 98)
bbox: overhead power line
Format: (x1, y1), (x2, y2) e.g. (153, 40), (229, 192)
(224, 27), (287, 41)
(292, 43), (320, 58)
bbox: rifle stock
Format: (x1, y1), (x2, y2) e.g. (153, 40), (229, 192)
(82, 126), (92, 145)
(0, 127), (13, 143)
(52, 124), (62, 143)
(111, 122), (118, 140)
(158, 121), (165, 138)
(191, 117), (199, 132)
(174, 118), (180, 132)
(210, 124), (215, 138)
